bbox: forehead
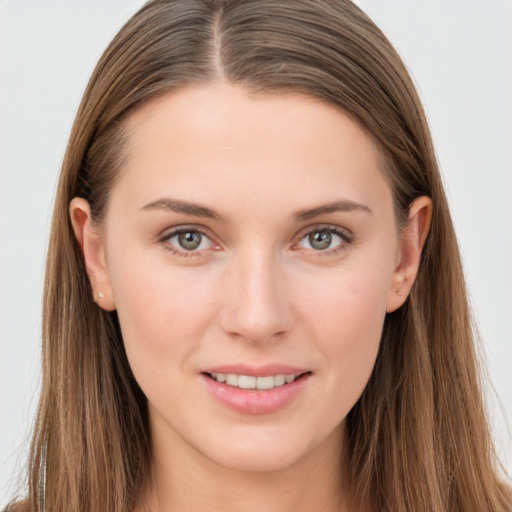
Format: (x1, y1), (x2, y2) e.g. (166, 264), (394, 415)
(125, 83), (379, 157)
(113, 83), (392, 219)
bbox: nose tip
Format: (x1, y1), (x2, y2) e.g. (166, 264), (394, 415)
(222, 312), (288, 344)
(218, 256), (293, 344)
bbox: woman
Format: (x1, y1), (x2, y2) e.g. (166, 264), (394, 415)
(4, 1), (511, 511)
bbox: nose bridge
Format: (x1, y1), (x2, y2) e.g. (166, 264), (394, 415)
(220, 243), (292, 343)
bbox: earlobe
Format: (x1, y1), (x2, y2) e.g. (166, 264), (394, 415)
(69, 198), (116, 311)
(386, 196), (432, 313)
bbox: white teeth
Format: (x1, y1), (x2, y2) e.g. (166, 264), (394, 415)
(274, 374), (286, 386)
(238, 375), (256, 389)
(226, 374), (238, 386)
(256, 376), (275, 390)
(210, 372), (301, 389)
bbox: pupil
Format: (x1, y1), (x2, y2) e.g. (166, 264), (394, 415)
(309, 231), (332, 250)
(178, 231), (201, 250)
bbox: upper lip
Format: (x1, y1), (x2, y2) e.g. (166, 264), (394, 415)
(201, 363), (311, 377)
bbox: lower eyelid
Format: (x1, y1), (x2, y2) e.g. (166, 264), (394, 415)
(162, 244), (204, 258)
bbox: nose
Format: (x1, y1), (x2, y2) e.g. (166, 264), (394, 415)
(218, 248), (294, 344)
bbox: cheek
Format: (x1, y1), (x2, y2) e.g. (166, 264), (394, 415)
(300, 259), (393, 408)
(329, 281), (385, 357)
(107, 248), (218, 378)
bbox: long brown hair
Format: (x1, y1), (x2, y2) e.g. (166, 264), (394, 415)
(8, 1), (511, 511)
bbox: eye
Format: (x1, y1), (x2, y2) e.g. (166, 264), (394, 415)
(297, 227), (351, 252)
(163, 228), (216, 254)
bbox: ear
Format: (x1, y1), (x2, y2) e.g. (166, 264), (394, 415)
(69, 198), (116, 311)
(386, 196), (432, 313)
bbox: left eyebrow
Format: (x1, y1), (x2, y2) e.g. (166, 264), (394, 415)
(294, 199), (372, 221)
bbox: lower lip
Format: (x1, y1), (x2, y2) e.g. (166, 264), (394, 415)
(201, 373), (311, 415)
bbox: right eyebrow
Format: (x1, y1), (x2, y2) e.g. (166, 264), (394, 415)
(140, 197), (224, 221)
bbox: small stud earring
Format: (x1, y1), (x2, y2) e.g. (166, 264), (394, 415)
(397, 290), (403, 296)
(94, 291), (104, 302)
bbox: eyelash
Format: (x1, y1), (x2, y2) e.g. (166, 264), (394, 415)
(158, 224), (354, 258)
(159, 226), (217, 258)
(294, 224), (354, 256)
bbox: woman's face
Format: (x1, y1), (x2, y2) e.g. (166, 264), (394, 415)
(80, 83), (415, 473)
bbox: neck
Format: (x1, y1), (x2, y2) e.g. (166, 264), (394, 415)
(140, 419), (350, 512)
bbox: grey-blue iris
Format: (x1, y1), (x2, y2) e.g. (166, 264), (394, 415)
(309, 231), (331, 250)
(179, 231), (202, 250)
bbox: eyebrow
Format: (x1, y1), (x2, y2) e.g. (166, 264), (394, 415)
(141, 198), (223, 221)
(141, 197), (371, 222)
(294, 200), (372, 221)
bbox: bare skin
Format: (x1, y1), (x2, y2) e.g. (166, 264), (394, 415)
(71, 83), (431, 512)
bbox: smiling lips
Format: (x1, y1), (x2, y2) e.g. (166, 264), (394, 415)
(201, 367), (311, 415)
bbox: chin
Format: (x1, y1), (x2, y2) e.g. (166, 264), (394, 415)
(204, 442), (308, 473)
(196, 422), (342, 474)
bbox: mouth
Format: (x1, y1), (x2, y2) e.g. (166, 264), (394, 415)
(200, 364), (312, 414)
(203, 371), (310, 390)
(201, 370), (312, 415)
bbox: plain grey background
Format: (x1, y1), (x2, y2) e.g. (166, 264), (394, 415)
(1, 0), (511, 501)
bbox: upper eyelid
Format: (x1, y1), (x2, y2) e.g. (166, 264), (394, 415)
(295, 223), (353, 241)
(159, 224), (215, 240)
